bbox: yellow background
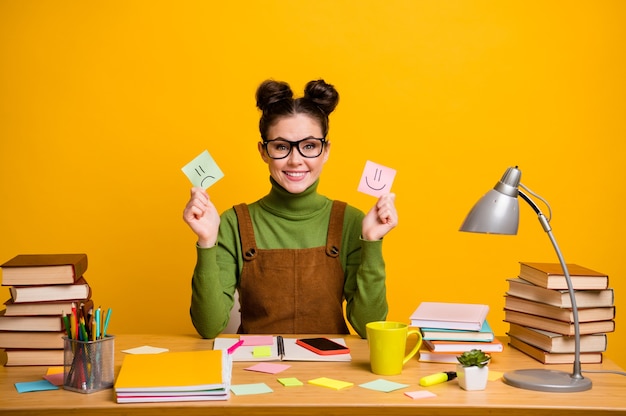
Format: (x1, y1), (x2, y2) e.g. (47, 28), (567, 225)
(1, 1), (624, 369)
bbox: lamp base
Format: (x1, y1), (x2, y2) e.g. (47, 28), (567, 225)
(503, 369), (592, 392)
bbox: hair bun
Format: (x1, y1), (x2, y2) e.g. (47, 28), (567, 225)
(256, 80), (293, 111)
(303, 79), (339, 115)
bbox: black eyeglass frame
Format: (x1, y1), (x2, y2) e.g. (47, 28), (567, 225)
(262, 137), (327, 160)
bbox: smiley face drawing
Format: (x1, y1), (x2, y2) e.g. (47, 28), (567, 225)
(182, 150), (224, 189)
(365, 167), (387, 191)
(358, 161), (396, 197)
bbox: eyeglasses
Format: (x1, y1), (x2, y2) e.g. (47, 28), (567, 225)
(262, 137), (326, 159)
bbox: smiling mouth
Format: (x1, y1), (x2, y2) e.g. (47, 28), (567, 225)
(284, 171), (307, 178)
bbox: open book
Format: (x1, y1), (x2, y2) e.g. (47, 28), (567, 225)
(213, 336), (351, 362)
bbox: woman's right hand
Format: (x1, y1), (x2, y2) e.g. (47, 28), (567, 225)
(182, 187), (220, 248)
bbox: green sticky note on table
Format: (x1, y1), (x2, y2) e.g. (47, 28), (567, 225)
(308, 377), (353, 390)
(181, 150), (224, 189)
(278, 377), (303, 387)
(253, 346), (272, 357)
(359, 379), (409, 392)
(231, 383), (273, 395)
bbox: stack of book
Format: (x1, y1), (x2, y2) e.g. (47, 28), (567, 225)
(0, 253), (91, 366)
(504, 262), (615, 364)
(114, 349), (232, 403)
(409, 301), (503, 364)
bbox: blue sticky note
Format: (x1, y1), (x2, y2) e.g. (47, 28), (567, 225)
(15, 380), (59, 393)
(359, 379), (409, 393)
(181, 150), (224, 189)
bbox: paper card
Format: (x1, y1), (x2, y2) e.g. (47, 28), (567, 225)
(358, 160), (396, 197)
(15, 380), (59, 393)
(308, 377), (353, 390)
(46, 366), (64, 375)
(230, 383), (274, 395)
(241, 335), (274, 346)
(278, 377), (304, 387)
(359, 379), (409, 393)
(181, 150), (224, 189)
(488, 370), (503, 381)
(405, 390), (437, 400)
(245, 363), (291, 374)
(42, 372), (64, 386)
(122, 346), (169, 354)
(253, 346), (272, 357)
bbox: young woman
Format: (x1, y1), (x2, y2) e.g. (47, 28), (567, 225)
(183, 79), (398, 338)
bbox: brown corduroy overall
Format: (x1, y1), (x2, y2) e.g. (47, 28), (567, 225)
(233, 201), (350, 334)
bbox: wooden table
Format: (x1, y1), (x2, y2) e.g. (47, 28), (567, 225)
(1, 334), (625, 415)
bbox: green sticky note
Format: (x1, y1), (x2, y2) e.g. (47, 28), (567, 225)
(253, 346), (272, 357)
(278, 377), (304, 387)
(231, 383), (273, 395)
(359, 379), (409, 392)
(308, 377), (353, 390)
(181, 150), (224, 189)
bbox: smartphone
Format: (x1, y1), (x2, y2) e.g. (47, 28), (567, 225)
(295, 337), (350, 355)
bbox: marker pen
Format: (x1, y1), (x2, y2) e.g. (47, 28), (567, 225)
(419, 371), (457, 387)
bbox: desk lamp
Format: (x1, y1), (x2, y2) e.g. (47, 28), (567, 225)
(459, 166), (592, 392)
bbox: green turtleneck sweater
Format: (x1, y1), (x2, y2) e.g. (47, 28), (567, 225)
(190, 178), (388, 338)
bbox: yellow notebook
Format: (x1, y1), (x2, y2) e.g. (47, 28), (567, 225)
(115, 349), (229, 392)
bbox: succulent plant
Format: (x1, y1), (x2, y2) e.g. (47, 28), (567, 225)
(456, 349), (491, 368)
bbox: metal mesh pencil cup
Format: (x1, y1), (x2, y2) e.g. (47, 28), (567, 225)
(63, 335), (115, 393)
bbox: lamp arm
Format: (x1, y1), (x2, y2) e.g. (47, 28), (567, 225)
(518, 190), (584, 379)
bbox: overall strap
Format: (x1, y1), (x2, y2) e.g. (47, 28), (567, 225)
(326, 200), (347, 258)
(233, 203), (258, 261)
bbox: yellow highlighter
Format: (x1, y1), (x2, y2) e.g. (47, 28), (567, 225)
(419, 371), (457, 387)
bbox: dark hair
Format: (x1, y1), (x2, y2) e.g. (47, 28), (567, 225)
(256, 79), (339, 141)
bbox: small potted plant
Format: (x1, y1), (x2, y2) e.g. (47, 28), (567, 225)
(456, 349), (491, 391)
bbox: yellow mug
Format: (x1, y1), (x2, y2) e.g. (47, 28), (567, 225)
(366, 321), (422, 376)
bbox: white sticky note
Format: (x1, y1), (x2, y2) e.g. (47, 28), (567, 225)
(357, 160), (396, 197)
(122, 346), (169, 354)
(181, 150), (224, 189)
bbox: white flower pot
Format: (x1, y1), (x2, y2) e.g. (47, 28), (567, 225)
(456, 363), (489, 391)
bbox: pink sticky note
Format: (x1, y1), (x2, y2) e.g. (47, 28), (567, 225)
(245, 363), (291, 374)
(42, 372), (64, 386)
(358, 160), (396, 197)
(405, 390), (437, 400)
(240, 335), (274, 346)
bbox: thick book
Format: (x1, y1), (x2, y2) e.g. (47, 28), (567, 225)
(0, 330), (65, 349)
(506, 278), (614, 308)
(507, 323), (607, 353)
(114, 349), (231, 403)
(508, 335), (603, 364)
(420, 320), (494, 342)
(504, 310), (615, 336)
(417, 349), (461, 364)
(213, 336), (352, 362)
(519, 262), (609, 290)
(1, 348), (64, 366)
(409, 302), (489, 331)
(9, 277), (90, 303)
(423, 338), (503, 353)
(504, 295), (616, 322)
(1, 253), (88, 286)
(0, 310), (63, 331)
(3, 298), (92, 316)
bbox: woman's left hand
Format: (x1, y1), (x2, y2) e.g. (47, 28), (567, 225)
(362, 193), (398, 241)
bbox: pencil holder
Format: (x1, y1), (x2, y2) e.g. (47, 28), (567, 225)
(63, 335), (115, 393)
